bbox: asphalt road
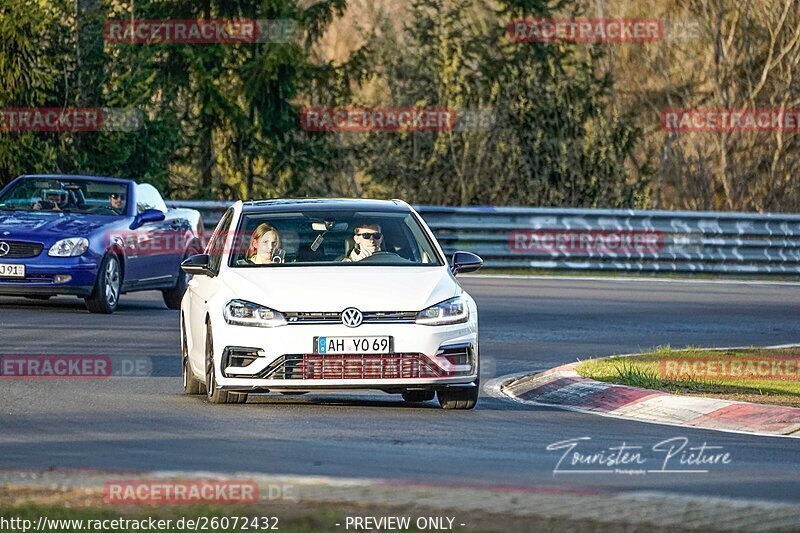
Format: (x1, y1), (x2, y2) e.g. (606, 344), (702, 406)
(1, 277), (800, 503)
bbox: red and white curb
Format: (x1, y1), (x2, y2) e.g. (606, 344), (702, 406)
(499, 362), (800, 437)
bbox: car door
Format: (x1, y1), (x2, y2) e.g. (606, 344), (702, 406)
(126, 184), (174, 286)
(187, 208), (234, 373)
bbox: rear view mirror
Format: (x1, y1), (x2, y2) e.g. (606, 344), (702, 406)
(451, 251), (483, 275)
(181, 254), (214, 277)
(131, 208), (165, 229)
(311, 221), (350, 232)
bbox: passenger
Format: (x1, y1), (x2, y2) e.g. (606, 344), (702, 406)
(343, 223), (383, 262)
(33, 189), (67, 211)
(246, 222), (282, 264)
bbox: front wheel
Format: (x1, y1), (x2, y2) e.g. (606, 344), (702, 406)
(205, 323), (247, 404)
(85, 254), (121, 314)
(182, 315), (201, 395)
(162, 251), (195, 310)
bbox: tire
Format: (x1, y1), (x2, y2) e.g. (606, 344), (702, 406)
(205, 322), (247, 404)
(401, 390), (435, 403)
(85, 254), (121, 314)
(162, 251), (194, 310)
(436, 382), (479, 410)
(182, 315), (201, 395)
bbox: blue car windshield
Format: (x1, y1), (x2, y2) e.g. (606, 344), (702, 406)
(0, 178), (128, 215)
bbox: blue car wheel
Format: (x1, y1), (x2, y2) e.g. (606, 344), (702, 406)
(85, 254), (121, 314)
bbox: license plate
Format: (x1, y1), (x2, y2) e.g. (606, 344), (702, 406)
(315, 336), (392, 354)
(0, 264), (25, 278)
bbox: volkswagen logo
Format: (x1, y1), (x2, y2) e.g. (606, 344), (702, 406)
(341, 307), (363, 328)
(0, 241), (9, 257)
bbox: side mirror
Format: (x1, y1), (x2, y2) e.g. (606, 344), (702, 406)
(451, 251), (483, 275)
(181, 254), (214, 277)
(131, 208), (166, 229)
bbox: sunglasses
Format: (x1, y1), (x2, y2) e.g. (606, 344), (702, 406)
(356, 232), (382, 240)
(111, 194), (125, 200)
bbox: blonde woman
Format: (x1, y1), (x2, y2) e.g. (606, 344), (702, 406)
(246, 222), (282, 264)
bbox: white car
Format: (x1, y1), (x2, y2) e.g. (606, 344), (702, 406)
(180, 198), (483, 409)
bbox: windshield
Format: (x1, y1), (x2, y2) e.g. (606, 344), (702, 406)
(225, 210), (443, 267)
(0, 177), (129, 215)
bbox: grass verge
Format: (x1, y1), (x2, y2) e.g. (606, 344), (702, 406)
(577, 346), (800, 407)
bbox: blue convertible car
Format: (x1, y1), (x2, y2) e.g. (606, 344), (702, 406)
(0, 175), (205, 313)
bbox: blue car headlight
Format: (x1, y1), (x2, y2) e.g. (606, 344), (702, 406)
(416, 296), (469, 326)
(48, 238), (89, 257)
(224, 299), (287, 327)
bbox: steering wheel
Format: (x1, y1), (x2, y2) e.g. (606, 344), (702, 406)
(91, 206), (120, 215)
(359, 251), (403, 263)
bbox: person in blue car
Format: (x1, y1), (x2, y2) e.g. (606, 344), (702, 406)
(108, 192), (126, 214)
(32, 189), (68, 212)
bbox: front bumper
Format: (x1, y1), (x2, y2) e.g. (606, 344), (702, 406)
(0, 255), (99, 297)
(211, 321), (478, 392)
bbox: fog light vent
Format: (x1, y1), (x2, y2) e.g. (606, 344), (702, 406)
(222, 347), (262, 377)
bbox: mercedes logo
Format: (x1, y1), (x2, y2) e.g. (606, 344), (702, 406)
(0, 241), (9, 257)
(341, 307), (363, 328)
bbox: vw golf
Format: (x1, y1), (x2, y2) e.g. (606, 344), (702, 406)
(180, 199), (483, 409)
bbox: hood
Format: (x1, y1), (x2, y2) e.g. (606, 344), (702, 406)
(0, 211), (120, 244)
(222, 266), (459, 312)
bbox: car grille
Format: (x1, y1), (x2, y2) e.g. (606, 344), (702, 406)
(261, 353), (452, 380)
(0, 241), (43, 258)
(284, 310), (417, 325)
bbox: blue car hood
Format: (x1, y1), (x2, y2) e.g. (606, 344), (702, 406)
(0, 211), (123, 244)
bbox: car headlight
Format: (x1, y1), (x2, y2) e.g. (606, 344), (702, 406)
(224, 299), (287, 327)
(416, 296), (469, 326)
(48, 238), (89, 257)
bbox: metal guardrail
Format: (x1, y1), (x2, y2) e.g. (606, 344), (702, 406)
(166, 200), (800, 275)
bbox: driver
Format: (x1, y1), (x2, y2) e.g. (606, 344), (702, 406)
(343, 223), (383, 262)
(108, 192), (126, 214)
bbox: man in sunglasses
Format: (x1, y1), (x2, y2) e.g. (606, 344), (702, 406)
(108, 192), (126, 214)
(343, 223), (384, 262)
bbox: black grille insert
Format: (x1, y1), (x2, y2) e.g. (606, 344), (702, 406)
(0, 241), (43, 259)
